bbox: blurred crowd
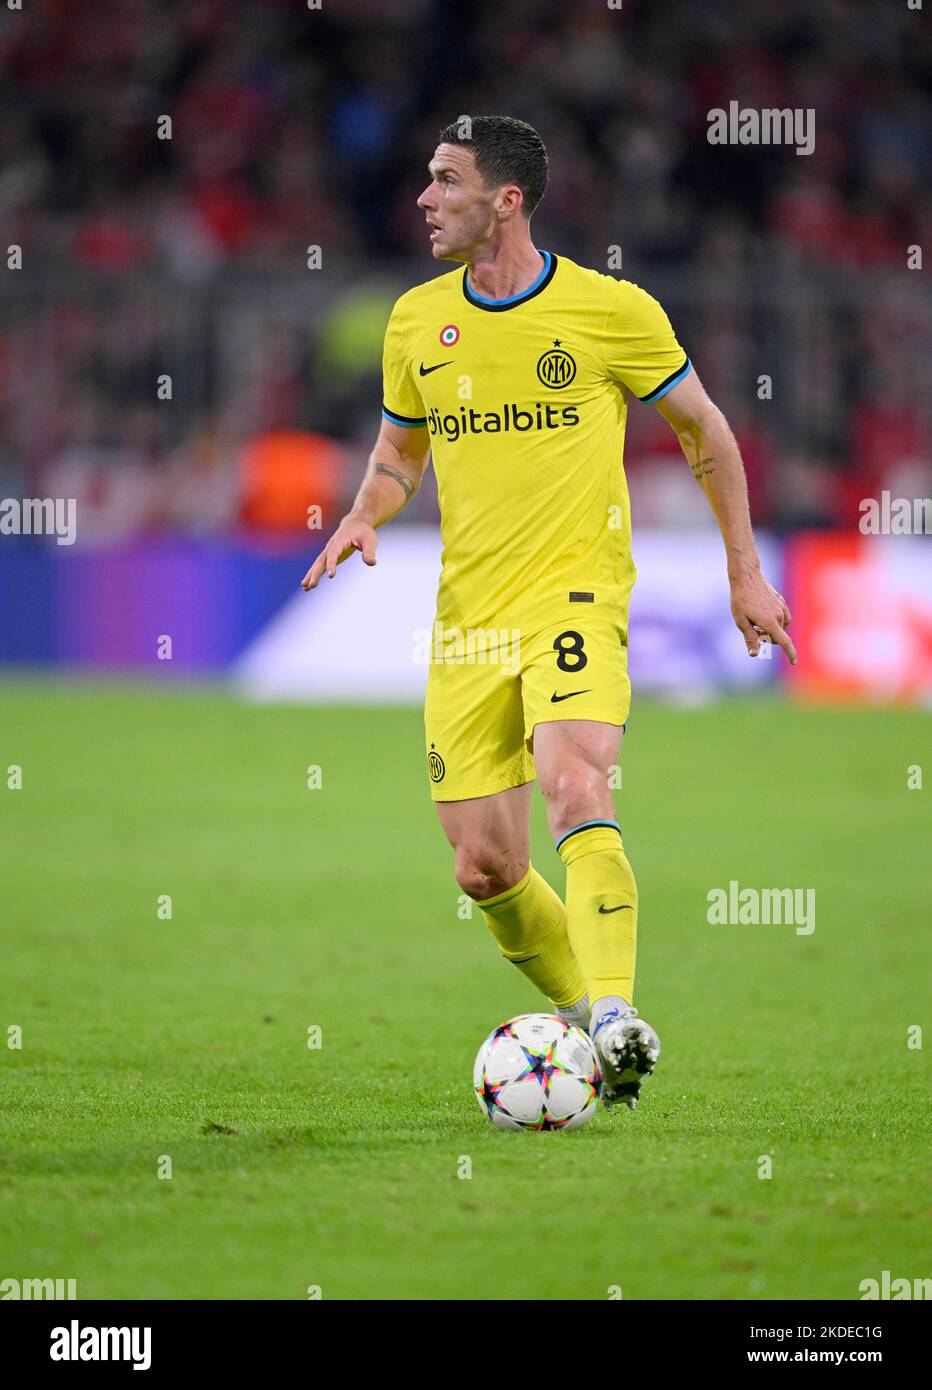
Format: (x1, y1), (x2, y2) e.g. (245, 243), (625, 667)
(0, 0), (930, 538)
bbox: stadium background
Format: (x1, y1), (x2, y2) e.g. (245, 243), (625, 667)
(1, 0), (930, 1303)
(1, 0), (930, 698)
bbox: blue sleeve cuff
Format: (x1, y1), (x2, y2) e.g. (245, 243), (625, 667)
(382, 405), (427, 428)
(639, 358), (692, 404)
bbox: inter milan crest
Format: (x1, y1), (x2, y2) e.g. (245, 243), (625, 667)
(536, 339), (576, 389)
(427, 744), (446, 783)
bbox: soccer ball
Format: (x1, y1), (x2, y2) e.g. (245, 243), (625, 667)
(473, 1013), (601, 1131)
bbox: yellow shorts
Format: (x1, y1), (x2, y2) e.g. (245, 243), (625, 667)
(424, 601), (631, 801)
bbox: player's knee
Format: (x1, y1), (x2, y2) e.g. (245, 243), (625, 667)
(454, 848), (525, 903)
(543, 765), (608, 833)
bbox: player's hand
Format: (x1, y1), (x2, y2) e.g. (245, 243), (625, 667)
(729, 569), (796, 663)
(301, 517), (377, 590)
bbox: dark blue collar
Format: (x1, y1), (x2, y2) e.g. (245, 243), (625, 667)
(462, 251), (558, 311)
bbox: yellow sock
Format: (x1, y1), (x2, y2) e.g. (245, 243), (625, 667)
(478, 865), (586, 1010)
(557, 822), (637, 1005)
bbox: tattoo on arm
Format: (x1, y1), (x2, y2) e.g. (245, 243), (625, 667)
(690, 456), (715, 482)
(376, 462), (416, 502)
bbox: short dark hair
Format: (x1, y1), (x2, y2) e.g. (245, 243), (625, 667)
(437, 115), (549, 217)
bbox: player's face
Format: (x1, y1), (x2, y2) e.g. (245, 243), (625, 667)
(418, 144), (500, 261)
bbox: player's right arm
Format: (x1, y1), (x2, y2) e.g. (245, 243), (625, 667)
(300, 417), (430, 590)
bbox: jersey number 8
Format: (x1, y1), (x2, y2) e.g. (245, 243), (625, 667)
(553, 630), (588, 672)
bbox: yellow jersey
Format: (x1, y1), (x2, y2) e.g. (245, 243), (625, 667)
(382, 251), (690, 632)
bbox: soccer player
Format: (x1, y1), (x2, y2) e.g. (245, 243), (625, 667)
(302, 116), (795, 1109)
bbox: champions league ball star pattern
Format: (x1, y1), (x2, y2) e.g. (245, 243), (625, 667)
(473, 1014), (601, 1131)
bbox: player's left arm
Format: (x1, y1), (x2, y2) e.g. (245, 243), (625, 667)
(652, 369), (796, 663)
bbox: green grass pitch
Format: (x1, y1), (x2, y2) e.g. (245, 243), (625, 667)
(0, 680), (928, 1300)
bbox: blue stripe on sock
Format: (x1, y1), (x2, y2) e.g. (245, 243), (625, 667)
(554, 819), (621, 853)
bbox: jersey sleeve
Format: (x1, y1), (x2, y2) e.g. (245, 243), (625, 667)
(381, 298), (427, 428)
(603, 279), (691, 404)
